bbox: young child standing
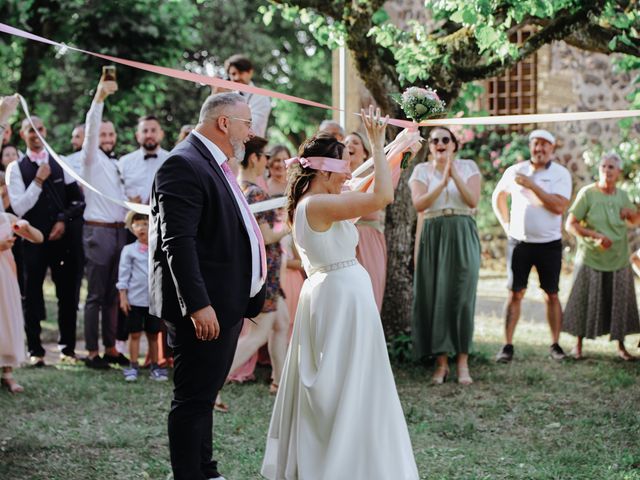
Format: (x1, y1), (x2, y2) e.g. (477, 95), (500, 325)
(0, 212), (43, 393)
(117, 211), (167, 382)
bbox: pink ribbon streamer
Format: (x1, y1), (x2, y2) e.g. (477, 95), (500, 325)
(285, 156), (351, 174)
(0, 22), (336, 112)
(2, 21), (639, 128)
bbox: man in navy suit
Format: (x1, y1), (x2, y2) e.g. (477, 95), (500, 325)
(150, 92), (266, 480)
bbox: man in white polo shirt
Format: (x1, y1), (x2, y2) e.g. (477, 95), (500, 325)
(492, 129), (572, 362)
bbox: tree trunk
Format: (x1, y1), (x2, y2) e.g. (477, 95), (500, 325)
(17, 0), (60, 97)
(380, 148), (426, 337)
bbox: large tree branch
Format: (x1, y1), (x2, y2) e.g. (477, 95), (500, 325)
(273, 0), (400, 116)
(565, 24), (640, 56)
(454, 0), (608, 81)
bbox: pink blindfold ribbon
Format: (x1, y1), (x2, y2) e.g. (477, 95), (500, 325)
(285, 156), (351, 174)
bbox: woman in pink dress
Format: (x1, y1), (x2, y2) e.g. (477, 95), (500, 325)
(0, 212), (43, 393)
(268, 145), (305, 337)
(227, 138), (290, 395)
(346, 132), (387, 311)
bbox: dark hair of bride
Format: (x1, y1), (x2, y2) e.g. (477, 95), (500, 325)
(286, 132), (345, 224)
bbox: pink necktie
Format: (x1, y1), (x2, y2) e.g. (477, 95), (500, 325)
(220, 161), (267, 283)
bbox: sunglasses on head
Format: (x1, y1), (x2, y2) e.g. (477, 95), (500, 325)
(429, 136), (452, 145)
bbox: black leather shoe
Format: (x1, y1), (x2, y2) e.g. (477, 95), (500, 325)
(29, 356), (46, 368)
(104, 353), (129, 366)
(83, 355), (110, 370)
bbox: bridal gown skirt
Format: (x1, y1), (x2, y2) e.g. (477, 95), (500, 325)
(261, 263), (419, 480)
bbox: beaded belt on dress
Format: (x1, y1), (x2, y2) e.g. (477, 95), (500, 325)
(422, 207), (475, 219)
(308, 259), (357, 276)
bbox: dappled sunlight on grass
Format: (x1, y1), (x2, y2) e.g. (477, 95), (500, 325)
(1, 275), (638, 478)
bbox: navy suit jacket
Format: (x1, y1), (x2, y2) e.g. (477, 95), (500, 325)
(149, 133), (265, 331)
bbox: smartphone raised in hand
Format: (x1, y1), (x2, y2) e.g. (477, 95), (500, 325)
(102, 65), (117, 82)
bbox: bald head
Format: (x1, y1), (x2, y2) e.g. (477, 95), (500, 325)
(21, 116), (44, 132)
(196, 93), (254, 162)
(319, 120), (344, 142)
(198, 93), (246, 124)
(20, 116), (46, 152)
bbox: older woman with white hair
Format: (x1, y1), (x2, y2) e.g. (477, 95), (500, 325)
(563, 152), (640, 360)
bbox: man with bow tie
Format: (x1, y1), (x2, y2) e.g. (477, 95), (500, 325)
(118, 115), (168, 204)
(79, 75), (129, 369)
(6, 115), (84, 365)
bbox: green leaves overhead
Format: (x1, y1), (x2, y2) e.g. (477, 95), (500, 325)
(0, 0), (332, 152)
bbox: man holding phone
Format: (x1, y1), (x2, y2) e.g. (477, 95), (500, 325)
(79, 68), (129, 369)
(212, 55), (271, 137)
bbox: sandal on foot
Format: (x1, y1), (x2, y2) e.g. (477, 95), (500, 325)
(457, 366), (473, 385)
(570, 347), (584, 360)
(431, 366), (449, 385)
(617, 350), (636, 362)
(1, 373), (24, 394)
(269, 382), (279, 395)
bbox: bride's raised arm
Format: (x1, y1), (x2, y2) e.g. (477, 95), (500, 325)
(306, 106), (392, 229)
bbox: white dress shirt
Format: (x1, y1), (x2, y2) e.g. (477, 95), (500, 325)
(240, 83), (271, 138)
(118, 147), (169, 204)
(192, 130), (263, 296)
(6, 150), (75, 217)
(80, 101), (128, 223)
(64, 150), (84, 176)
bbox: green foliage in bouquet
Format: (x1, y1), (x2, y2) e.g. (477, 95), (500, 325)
(392, 86), (447, 168)
(391, 86), (446, 123)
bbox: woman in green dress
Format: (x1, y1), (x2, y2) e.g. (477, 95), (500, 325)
(563, 152), (640, 360)
(409, 127), (481, 385)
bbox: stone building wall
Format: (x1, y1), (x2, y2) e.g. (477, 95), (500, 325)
(537, 43), (639, 188)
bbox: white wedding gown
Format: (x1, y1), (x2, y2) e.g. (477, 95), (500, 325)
(261, 198), (419, 480)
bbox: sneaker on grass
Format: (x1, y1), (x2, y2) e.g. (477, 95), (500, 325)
(496, 344), (514, 363)
(549, 343), (566, 361)
(123, 366), (139, 382)
(150, 365), (169, 382)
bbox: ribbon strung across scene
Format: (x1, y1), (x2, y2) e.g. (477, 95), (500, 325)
(2, 22), (640, 128)
(2, 21), (640, 215)
(17, 94), (150, 215)
(16, 94), (275, 215)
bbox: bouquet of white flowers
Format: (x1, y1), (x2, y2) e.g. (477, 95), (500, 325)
(392, 86), (446, 123)
(392, 86), (445, 167)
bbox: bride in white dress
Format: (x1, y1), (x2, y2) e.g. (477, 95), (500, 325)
(262, 107), (419, 480)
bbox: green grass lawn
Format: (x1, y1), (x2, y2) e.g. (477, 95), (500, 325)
(2, 317), (639, 479)
(3, 275), (639, 479)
